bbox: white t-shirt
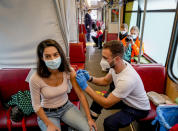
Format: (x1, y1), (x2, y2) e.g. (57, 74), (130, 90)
(109, 61), (151, 110)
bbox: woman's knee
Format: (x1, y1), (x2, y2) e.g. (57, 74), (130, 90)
(37, 117), (61, 131)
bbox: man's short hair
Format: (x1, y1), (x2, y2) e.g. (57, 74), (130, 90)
(103, 40), (124, 58)
(130, 26), (139, 34)
(88, 9), (91, 12)
(121, 23), (128, 30)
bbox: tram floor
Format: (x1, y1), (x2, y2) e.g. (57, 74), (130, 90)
(79, 43), (132, 131)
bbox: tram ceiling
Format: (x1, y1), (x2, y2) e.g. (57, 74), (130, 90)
(84, 0), (106, 9)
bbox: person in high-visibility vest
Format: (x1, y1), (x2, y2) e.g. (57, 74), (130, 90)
(118, 23), (128, 41)
(121, 26), (144, 62)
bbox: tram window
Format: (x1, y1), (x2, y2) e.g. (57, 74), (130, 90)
(90, 10), (97, 20)
(139, 0), (177, 10)
(140, 12), (175, 65)
(125, 12), (137, 29)
(125, 1), (138, 28)
(125, 1), (138, 11)
(125, 0), (177, 65)
(172, 46), (178, 79)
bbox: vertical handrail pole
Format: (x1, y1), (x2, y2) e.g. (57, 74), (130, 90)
(118, 5), (121, 38)
(75, 0), (79, 43)
(80, 0), (83, 33)
(105, 6), (109, 42)
(138, 0), (147, 64)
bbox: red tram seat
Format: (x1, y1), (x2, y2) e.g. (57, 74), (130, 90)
(70, 43), (85, 69)
(79, 24), (87, 34)
(107, 33), (118, 41)
(132, 64), (166, 122)
(79, 33), (86, 53)
(0, 68), (80, 130)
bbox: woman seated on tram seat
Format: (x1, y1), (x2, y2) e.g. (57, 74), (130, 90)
(92, 26), (103, 48)
(29, 39), (96, 131)
(121, 26), (144, 62)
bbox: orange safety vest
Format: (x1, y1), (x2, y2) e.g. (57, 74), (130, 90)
(121, 37), (144, 62)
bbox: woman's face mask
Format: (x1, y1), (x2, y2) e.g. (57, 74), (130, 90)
(44, 57), (61, 70)
(131, 34), (137, 40)
(120, 31), (127, 35)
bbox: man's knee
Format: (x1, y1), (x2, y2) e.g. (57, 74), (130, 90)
(103, 117), (118, 131)
(104, 114), (131, 131)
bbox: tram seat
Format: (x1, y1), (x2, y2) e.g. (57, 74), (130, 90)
(107, 33), (118, 41)
(132, 64), (166, 122)
(70, 43), (85, 69)
(79, 24), (87, 34)
(0, 68), (80, 130)
(79, 33), (86, 53)
(102, 30), (105, 42)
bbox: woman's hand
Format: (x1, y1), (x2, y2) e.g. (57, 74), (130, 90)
(88, 118), (97, 131)
(47, 123), (60, 131)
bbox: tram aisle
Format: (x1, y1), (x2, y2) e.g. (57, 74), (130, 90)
(81, 42), (131, 131)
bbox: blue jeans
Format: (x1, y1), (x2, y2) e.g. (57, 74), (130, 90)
(37, 101), (91, 131)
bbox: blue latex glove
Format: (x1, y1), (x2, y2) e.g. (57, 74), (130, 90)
(76, 73), (88, 90)
(76, 69), (90, 81)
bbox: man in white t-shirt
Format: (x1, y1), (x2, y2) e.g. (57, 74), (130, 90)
(76, 40), (150, 131)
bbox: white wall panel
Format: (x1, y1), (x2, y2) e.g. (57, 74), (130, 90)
(0, 0), (65, 68)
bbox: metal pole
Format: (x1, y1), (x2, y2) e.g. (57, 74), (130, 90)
(105, 6), (109, 42)
(136, 0), (141, 29)
(118, 5), (121, 38)
(80, 0), (83, 33)
(77, 7), (79, 42)
(138, 0), (147, 64)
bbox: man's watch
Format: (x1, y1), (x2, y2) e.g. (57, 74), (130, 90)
(88, 76), (93, 82)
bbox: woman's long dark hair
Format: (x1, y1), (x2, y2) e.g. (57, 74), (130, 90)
(37, 39), (71, 78)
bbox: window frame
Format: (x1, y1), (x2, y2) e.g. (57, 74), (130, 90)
(124, 1), (177, 66)
(167, 3), (178, 83)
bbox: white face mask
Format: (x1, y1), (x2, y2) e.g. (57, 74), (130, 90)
(120, 31), (127, 35)
(44, 57), (61, 70)
(100, 58), (110, 71)
(131, 34), (137, 39)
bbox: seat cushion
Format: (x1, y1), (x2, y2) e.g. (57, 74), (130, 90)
(139, 101), (156, 121)
(0, 101), (80, 129)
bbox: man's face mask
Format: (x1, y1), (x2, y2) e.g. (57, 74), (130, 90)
(44, 57), (61, 70)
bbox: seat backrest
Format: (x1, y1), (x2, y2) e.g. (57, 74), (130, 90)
(107, 33), (118, 41)
(132, 64), (166, 94)
(79, 33), (86, 49)
(70, 43), (85, 63)
(0, 68), (80, 103)
(102, 30), (105, 42)
(79, 24), (86, 34)
(0, 69), (30, 102)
